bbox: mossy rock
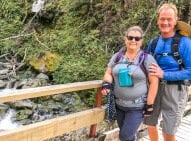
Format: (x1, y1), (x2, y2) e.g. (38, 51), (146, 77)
(30, 51), (61, 73)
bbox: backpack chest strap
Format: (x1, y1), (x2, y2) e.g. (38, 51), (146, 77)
(151, 34), (184, 69)
(155, 52), (172, 56)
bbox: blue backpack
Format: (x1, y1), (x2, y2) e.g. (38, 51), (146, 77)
(150, 33), (191, 89)
(150, 33), (184, 70)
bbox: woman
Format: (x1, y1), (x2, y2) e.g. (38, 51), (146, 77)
(101, 26), (159, 141)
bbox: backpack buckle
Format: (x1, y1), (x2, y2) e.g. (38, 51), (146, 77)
(162, 53), (168, 56)
(178, 59), (182, 64)
(174, 52), (179, 56)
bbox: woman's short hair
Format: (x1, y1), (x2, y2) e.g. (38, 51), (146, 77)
(125, 26), (144, 37)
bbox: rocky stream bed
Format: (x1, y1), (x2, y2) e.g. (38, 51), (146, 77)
(0, 59), (116, 141)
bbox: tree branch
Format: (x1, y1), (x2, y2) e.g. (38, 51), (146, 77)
(1, 33), (34, 41)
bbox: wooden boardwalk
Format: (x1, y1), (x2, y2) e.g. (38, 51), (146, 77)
(142, 114), (191, 141)
(103, 114), (191, 141)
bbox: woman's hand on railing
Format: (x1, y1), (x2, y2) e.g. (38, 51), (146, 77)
(101, 89), (110, 96)
(101, 81), (113, 96)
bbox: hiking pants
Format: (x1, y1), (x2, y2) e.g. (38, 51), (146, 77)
(116, 107), (143, 141)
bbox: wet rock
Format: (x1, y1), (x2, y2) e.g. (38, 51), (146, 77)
(52, 94), (63, 102)
(15, 109), (33, 121)
(21, 77), (49, 89)
(13, 79), (28, 89)
(36, 73), (49, 81)
(0, 69), (9, 75)
(17, 118), (32, 125)
(10, 100), (35, 110)
(0, 104), (9, 117)
(6, 79), (16, 89)
(0, 80), (6, 89)
(0, 62), (12, 69)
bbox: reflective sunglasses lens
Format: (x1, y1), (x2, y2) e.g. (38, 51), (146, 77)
(135, 37), (142, 41)
(127, 36), (133, 40)
(127, 36), (142, 41)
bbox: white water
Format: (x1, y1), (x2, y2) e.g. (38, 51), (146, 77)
(0, 88), (13, 93)
(0, 109), (20, 131)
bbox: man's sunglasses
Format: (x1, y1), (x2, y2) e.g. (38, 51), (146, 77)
(127, 36), (142, 41)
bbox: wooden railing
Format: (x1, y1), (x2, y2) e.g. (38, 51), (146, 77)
(0, 80), (104, 141)
(0, 81), (190, 141)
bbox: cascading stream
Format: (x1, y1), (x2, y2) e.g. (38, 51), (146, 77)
(0, 109), (20, 131)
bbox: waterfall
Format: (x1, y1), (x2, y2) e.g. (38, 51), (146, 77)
(0, 109), (20, 131)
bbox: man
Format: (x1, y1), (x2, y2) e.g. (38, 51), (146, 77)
(144, 3), (191, 141)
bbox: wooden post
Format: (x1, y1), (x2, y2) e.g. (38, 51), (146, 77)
(89, 88), (102, 137)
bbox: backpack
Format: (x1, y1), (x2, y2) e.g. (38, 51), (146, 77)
(150, 20), (191, 70)
(150, 33), (191, 88)
(105, 48), (148, 123)
(150, 33), (184, 70)
(115, 47), (148, 77)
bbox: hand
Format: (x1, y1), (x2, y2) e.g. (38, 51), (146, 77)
(101, 89), (110, 96)
(143, 104), (154, 116)
(149, 63), (164, 78)
(101, 81), (113, 96)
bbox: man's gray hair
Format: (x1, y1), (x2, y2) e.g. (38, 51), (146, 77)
(157, 3), (178, 20)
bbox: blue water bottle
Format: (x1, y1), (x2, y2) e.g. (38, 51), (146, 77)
(118, 68), (133, 87)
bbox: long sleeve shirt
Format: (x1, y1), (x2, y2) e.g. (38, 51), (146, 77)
(147, 35), (191, 81)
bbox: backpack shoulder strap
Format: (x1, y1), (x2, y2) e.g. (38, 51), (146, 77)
(139, 51), (148, 77)
(150, 34), (184, 70)
(151, 36), (160, 55)
(115, 47), (126, 63)
(139, 51), (150, 88)
(171, 34), (184, 69)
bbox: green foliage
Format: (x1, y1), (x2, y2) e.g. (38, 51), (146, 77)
(1, 0), (191, 84)
(1, 0), (191, 106)
(76, 89), (107, 107)
(52, 49), (107, 84)
(0, 0), (23, 36)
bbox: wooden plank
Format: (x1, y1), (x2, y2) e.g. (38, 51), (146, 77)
(103, 123), (148, 141)
(178, 125), (191, 133)
(181, 119), (191, 125)
(184, 101), (191, 113)
(142, 114), (191, 141)
(103, 114), (191, 141)
(173, 115), (191, 141)
(180, 123), (191, 130)
(0, 107), (105, 141)
(104, 128), (120, 141)
(0, 80), (102, 103)
(184, 116), (191, 121)
(176, 128), (191, 139)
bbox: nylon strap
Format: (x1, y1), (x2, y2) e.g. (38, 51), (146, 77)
(151, 34), (184, 69)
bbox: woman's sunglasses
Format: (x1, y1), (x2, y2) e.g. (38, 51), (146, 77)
(127, 36), (142, 41)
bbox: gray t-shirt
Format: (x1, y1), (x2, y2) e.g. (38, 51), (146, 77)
(108, 50), (157, 108)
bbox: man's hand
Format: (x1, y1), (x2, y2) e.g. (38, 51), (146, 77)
(149, 63), (164, 78)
